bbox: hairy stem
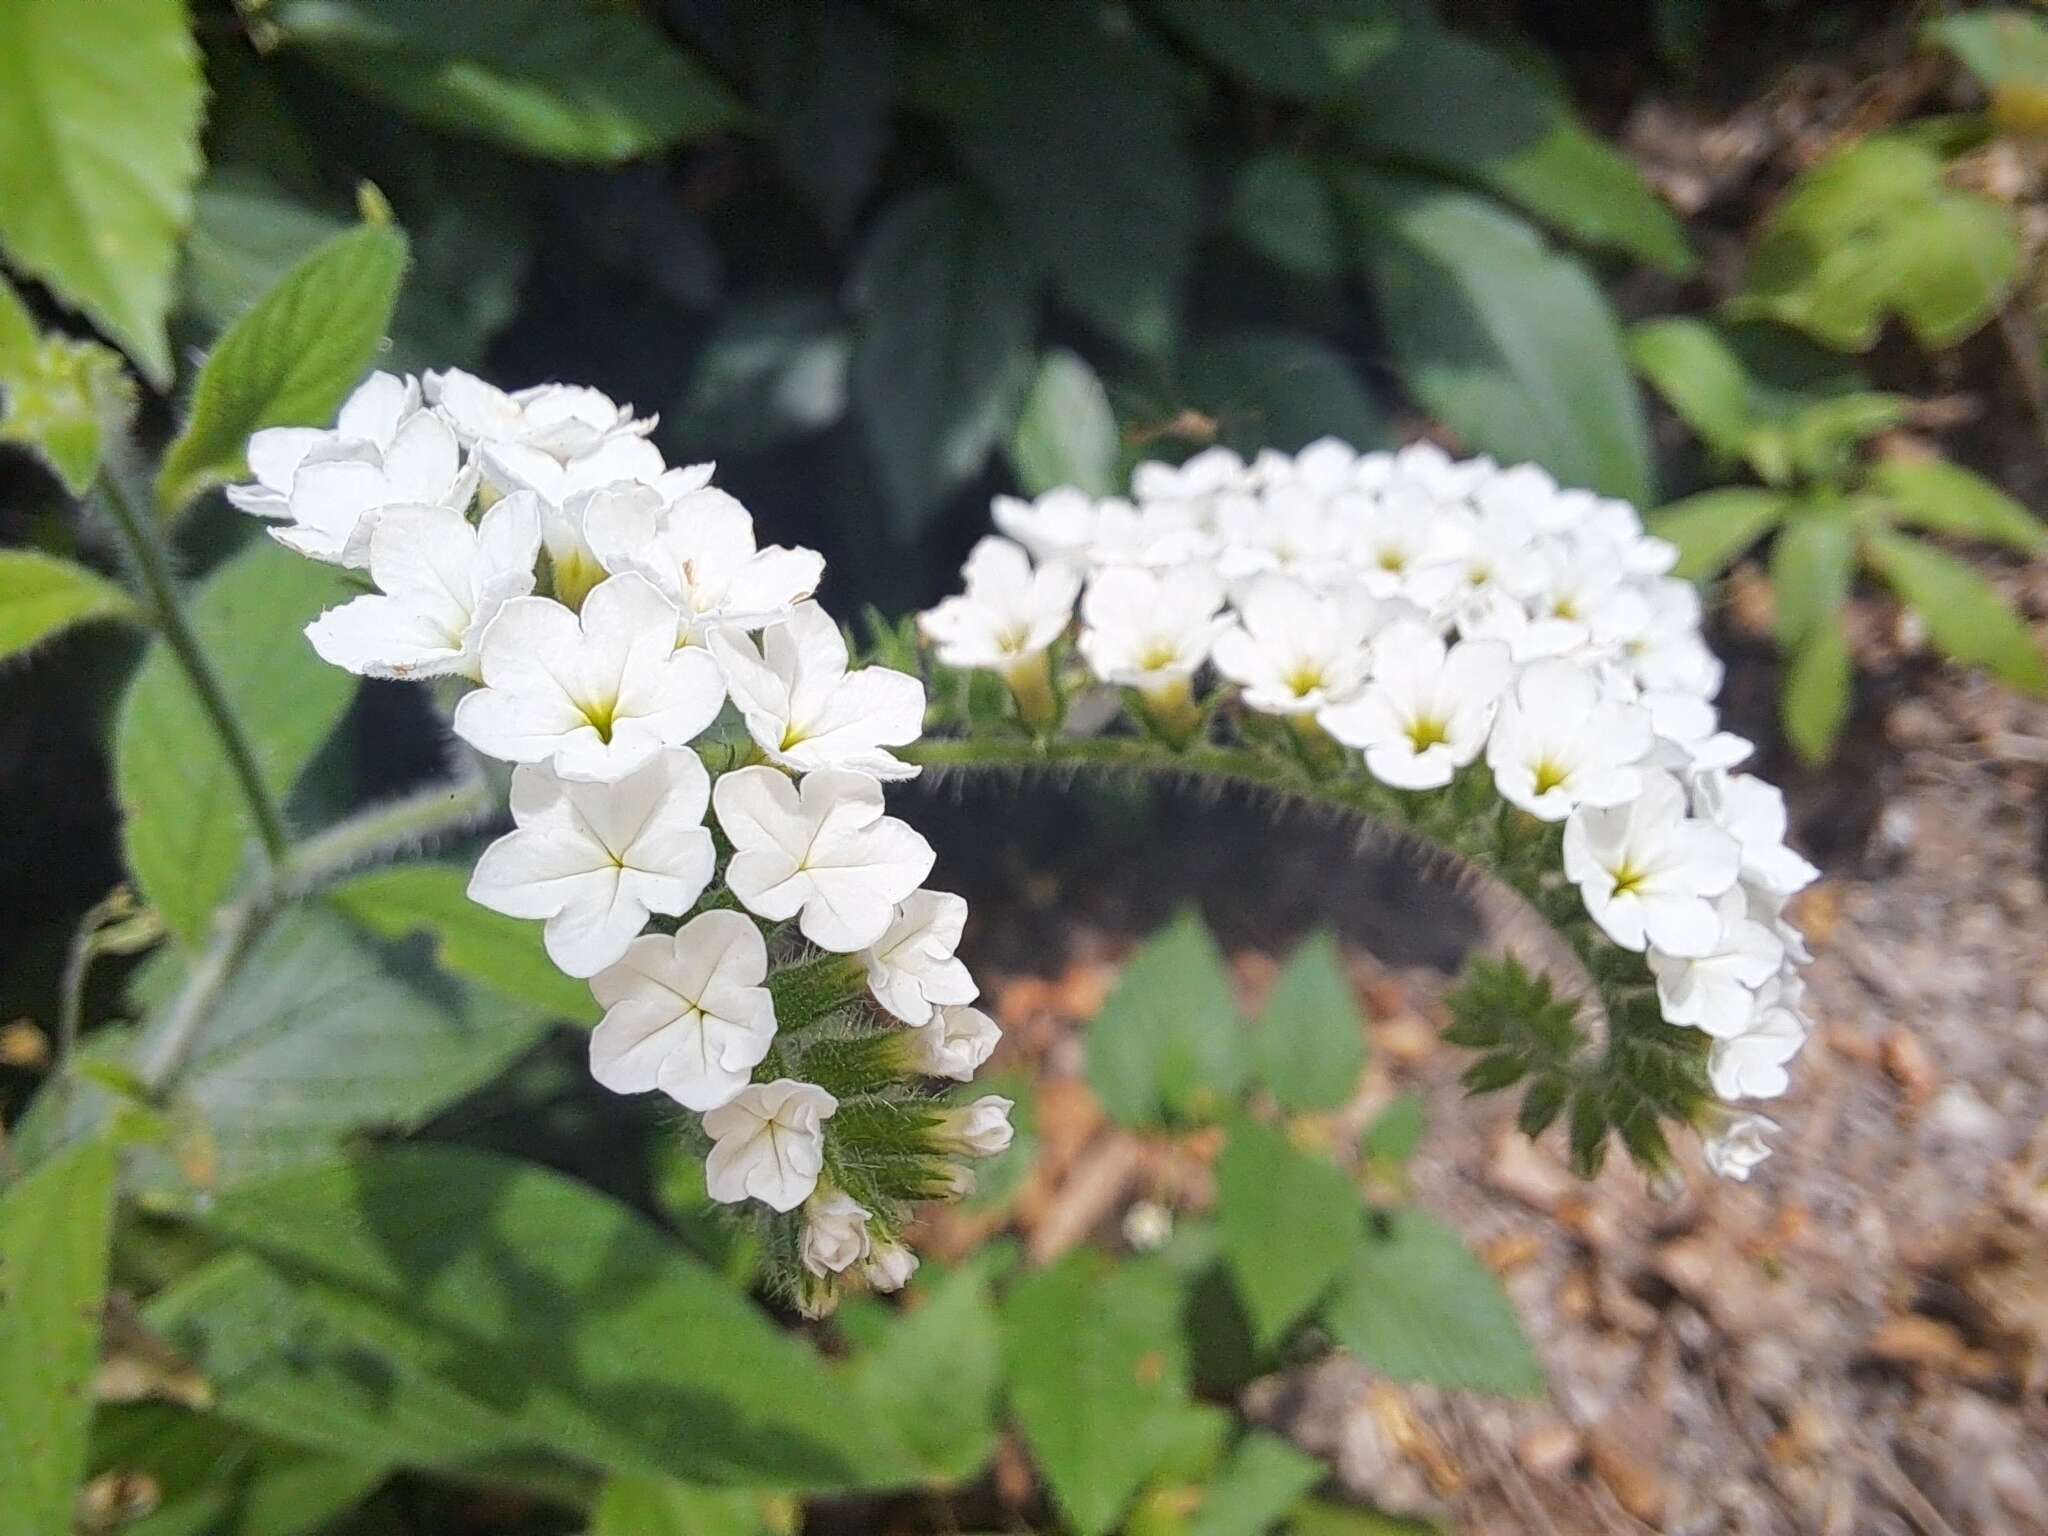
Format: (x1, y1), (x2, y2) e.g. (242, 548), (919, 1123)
(281, 775), (499, 896)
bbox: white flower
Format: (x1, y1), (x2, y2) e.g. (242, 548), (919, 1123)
(707, 602), (925, 781)
(1317, 620), (1511, 790)
(1131, 445), (1247, 521)
(918, 538), (1080, 672)
(1211, 574), (1387, 714)
(1690, 772), (1820, 896)
(1456, 587), (1588, 664)
(1348, 488), (1472, 601)
(1641, 691), (1753, 772)
(425, 370), (652, 457)
(305, 493), (542, 681)
(586, 910), (776, 1111)
(452, 573), (725, 783)
(1486, 659), (1652, 820)
(271, 407), (475, 568)
(1122, 1199), (1174, 1253)
(586, 483), (823, 638)
(479, 428), (669, 509)
(230, 371), (420, 520)
(939, 1095), (1015, 1157)
(1076, 564), (1230, 690)
(702, 1079), (836, 1212)
(467, 751), (715, 978)
(1214, 485), (1349, 585)
(1624, 579), (1722, 697)
(1702, 1110), (1776, 1181)
(1647, 889), (1783, 1038)
(862, 1239), (919, 1292)
(992, 487), (1104, 565)
(539, 481), (654, 610)
(800, 1189), (873, 1276)
(1562, 771), (1741, 956)
(714, 767), (935, 952)
(1708, 994), (1807, 1100)
(863, 890), (977, 1025)
(905, 1004), (1001, 1082)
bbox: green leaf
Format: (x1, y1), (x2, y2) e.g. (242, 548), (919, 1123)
(1344, 174), (1652, 505)
(1341, 31), (1693, 273)
(1865, 528), (2048, 692)
(112, 540), (358, 946)
(1322, 1211), (1543, 1396)
(591, 1474), (770, 1536)
(1216, 1118), (1362, 1347)
(1256, 934), (1368, 1113)
(1770, 505), (1859, 648)
(0, 0), (204, 385)
(157, 221), (409, 517)
(182, 173), (353, 339)
(850, 183), (1037, 534)
(1087, 911), (1249, 1129)
(268, 0), (749, 163)
(0, 1136), (118, 1536)
(672, 294), (850, 458)
(1227, 155), (1343, 281)
(1926, 11), (2048, 95)
(1180, 330), (1386, 457)
(1628, 317), (1754, 458)
(1289, 1501), (1440, 1536)
(187, 1146), (928, 1490)
(0, 274), (137, 493)
(736, 0), (896, 237)
(849, 1260), (1002, 1483)
(1782, 610), (1853, 764)
(1867, 458), (2046, 555)
(1010, 348), (1120, 497)
(1732, 134), (2020, 351)
(1004, 1252), (1225, 1536)
(1147, 0), (1402, 104)
(1650, 488), (1793, 582)
(327, 861), (596, 1024)
(0, 549), (136, 658)
(1360, 1093), (1427, 1170)
(1189, 1432), (1325, 1536)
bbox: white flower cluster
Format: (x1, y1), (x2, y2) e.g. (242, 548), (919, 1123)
(239, 370), (1014, 1291)
(930, 440), (1819, 1180)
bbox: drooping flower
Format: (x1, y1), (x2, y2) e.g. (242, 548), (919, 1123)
(467, 750), (715, 978)
(586, 909), (777, 1111)
(1708, 994), (1807, 1101)
(1076, 564), (1231, 692)
(707, 602), (925, 781)
(862, 890), (978, 1025)
(1646, 889), (1784, 1038)
(305, 493), (542, 681)
(586, 482), (823, 639)
(904, 1004), (1002, 1082)
(230, 371), (421, 521)
(1562, 771), (1741, 956)
(1317, 619), (1512, 790)
(1210, 573), (1387, 715)
(714, 767), (935, 952)
(938, 1095), (1015, 1157)
(702, 1079), (837, 1212)
(270, 406), (475, 568)
(1701, 1109), (1776, 1181)
(1486, 658), (1652, 820)
(1690, 771), (1821, 896)
(800, 1189), (873, 1277)
(452, 573), (725, 783)
(917, 537), (1080, 673)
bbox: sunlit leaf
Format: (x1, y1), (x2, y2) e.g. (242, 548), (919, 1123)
(0, 549), (137, 659)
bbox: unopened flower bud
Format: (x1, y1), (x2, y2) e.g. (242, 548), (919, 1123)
(1122, 1199), (1173, 1253)
(939, 1095), (1015, 1157)
(862, 1238), (919, 1293)
(800, 1189), (872, 1277)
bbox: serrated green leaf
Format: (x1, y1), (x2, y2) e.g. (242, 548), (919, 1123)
(1867, 458), (2046, 554)
(1770, 504), (1858, 648)
(268, 0), (749, 163)
(1188, 1432), (1325, 1536)
(0, 0), (204, 384)
(1322, 1211), (1543, 1396)
(1011, 348), (1120, 497)
(1650, 488), (1793, 582)
(1343, 173), (1652, 505)
(849, 1260), (1002, 1483)
(1180, 329), (1386, 457)
(157, 221), (409, 517)
(672, 293), (850, 458)
(1865, 527), (2047, 692)
(591, 1474), (770, 1536)
(850, 183), (1037, 534)
(0, 1136), (118, 1536)
(0, 549), (136, 658)
(1256, 934), (1368, 1113)
(1086, 911), (1249, 1129)
(113, 540), (358, 946)
(1782, 610), (1853, 764)
(1227, 154), (1343, 281)
(1216, 1117), (1362, 1347)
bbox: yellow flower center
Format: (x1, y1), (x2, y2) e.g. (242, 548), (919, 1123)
(1405, 714), (1450, 752)
(1532, 757), (1570, 795)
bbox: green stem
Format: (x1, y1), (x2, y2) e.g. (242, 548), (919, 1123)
(135, 892), (273, 1097)
(98, 451), (292, 864)
(281, 775), (498, 895)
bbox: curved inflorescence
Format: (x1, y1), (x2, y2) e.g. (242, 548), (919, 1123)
(244, 371), (1815, 1306)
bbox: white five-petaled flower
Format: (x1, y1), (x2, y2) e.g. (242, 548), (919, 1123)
(468, 751), (715, 978)
(585, 483), (823, 639)
(918, 537), (1081, 672)
(939, 1095), (1015, 1157)
(800, 1189), (873, 1276)
(425, 369), (653, 458)
(1486, 659), (1652, 820)
(862, 890), (977, 1025)
(1646, 889), (1784, 1038)
(1702, 1110), (1776, 1181)
(1562, 771), (1741, 957)
(305, 493), (542, 681)
(1708, 991), (1807, 1101)
(905, 1004), (1002, 1082)
(586, 909), (777, 1111)
(714, 767), (935, 952)
(271, 405), (475, 568)
(702, 1079), (837, 1212)
(453, 573), (724, 783)
(708, 602), (925, 781)
(992, 486), (1105, 565)
(1690, 771), (1821, 896)
(1076, 564), (1231, 691)
(1211, 574), (1388, 715)
(230, 371), (420, 521)
(1317, 619), (1511, 790)
(479, 427), (670, 509)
